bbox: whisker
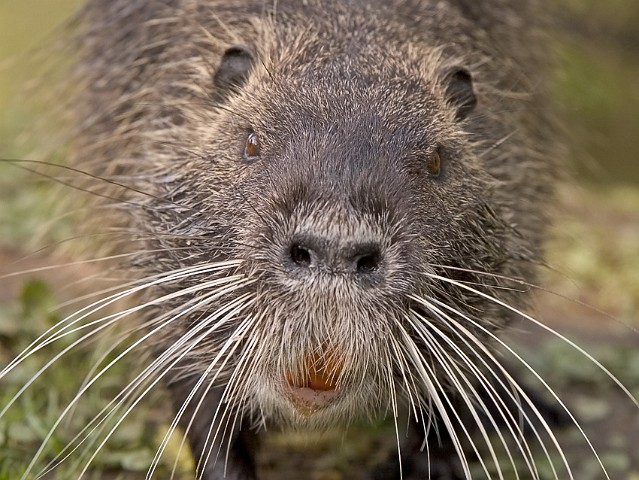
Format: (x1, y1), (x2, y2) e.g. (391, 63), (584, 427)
(22, 276), (254, 478)
(391, 319), (473, 479)
(404, 312), (505, 480)
(385, 339), (405, 480)
(148, 302), (259, 478)
(410, 304), (543, 480)
(2, 158), (181, 207)
(1, 261), (241, 377)
(425, 272), (638, 407)
(420, 272), (629, 479)
(424, 298), (563, 480)
(432, 263), (639, 332)
(423, 296), (570, 480)
(53, 289), (253, 478)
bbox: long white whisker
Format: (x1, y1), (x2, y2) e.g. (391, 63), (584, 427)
(428, 271), (639, 408)
(425, 296), (566, 480)
(1, 268), (246, 433)
(411, 303), (542, 480)
(24, 275), (251, 478)
(211, 312), (268, 478)
(411, 291), (573, 479)
(0, 261), (241, 380)
(421, 273), (621, 478)
(391, 318), (473, 479)
(404, 312), (502, 480)
(147, 303), (259, 479)
(385, 339), (405, 480)
(431, 263), (639, 332)
(74, 288), (257, 479)
(424, 300), (557, 478)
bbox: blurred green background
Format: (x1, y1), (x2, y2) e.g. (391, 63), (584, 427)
(0, 1), (638, 479)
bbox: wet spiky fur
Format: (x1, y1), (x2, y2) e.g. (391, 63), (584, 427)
(4, 1), (601, 479)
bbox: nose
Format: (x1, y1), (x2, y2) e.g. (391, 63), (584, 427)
(286, 234), (383, 276)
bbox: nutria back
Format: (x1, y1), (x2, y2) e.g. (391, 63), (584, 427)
(15, 0), (570, 478)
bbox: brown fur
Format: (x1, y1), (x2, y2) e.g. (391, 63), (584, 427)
(63, 0), (560, 478)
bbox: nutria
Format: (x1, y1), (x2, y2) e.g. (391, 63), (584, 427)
(3, 0), (580, 478)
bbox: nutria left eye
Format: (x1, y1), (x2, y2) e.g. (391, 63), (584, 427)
(427, 147), (442, 176)
(243, 131), (260, 161)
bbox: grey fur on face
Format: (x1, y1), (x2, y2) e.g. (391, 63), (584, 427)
(29, 0), (568, 478)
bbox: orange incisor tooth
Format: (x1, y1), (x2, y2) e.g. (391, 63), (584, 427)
(287, 348), (344, 391)
(305, 348), (343, 391)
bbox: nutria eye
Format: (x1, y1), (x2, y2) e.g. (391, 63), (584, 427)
(243, 131), (260, 161)
(427, 147), (442, 176)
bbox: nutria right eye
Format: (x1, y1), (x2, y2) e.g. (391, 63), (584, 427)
(243, 131), (260, 161)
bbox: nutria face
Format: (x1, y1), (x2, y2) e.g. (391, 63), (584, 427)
(8, 1), (610, 478)
(138, 24), (524, 430)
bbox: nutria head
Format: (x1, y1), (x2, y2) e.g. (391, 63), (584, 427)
(124, 11), (536, 431)
(0, 1), (572, 478)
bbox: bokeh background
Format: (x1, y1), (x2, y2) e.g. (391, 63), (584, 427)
(0, 1), (638, 478)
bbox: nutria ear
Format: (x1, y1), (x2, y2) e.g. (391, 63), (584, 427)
(445, 68), (476, 121)
(213, 45), (255, 96)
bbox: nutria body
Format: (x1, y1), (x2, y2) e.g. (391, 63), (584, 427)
(43, 0), (560, 478)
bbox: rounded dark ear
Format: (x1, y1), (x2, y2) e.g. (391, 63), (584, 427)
(444, 68), (476, 121)
(213, 45), (256, 98)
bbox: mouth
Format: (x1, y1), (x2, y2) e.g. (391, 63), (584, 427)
(284, 349), (344, 416)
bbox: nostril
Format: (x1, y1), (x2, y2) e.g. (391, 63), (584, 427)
(355, 250), (381, 274)
(286, 238), (383, 276)
(290, 244), (312, 268)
